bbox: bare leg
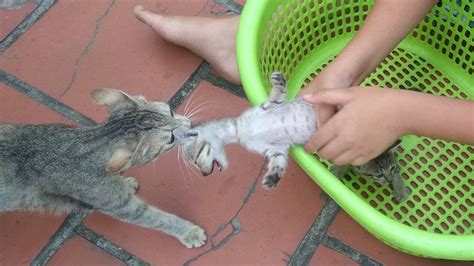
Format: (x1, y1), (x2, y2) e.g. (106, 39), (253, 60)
(134, 5), (241, 84)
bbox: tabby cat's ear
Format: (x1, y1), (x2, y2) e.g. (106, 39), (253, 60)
(388, 139), (402, 153)
(92, 88), (137, 113)
(106, 148), (134, 174)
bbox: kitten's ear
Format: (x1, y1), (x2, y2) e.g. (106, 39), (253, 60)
(92, 88), (137, 113)
(388, 139), (402, 153)
(106, 148), (134, 174)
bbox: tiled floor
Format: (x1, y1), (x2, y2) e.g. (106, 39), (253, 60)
(0, 1), (471, 265)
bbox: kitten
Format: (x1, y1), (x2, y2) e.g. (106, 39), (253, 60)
(174, 72), (410, 202)
(0, 89), (206, 248)
(331, 140), (410, 202)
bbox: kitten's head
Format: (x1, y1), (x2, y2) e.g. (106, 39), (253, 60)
(172, 126), (228, 176)
(92, 88), (190, 173)
(355, 140), (401, 183)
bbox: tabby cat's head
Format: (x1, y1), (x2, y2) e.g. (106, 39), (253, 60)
(354, 141), (401, 183)
(172, 126), (228, 176)
(92, 88), (190, 174)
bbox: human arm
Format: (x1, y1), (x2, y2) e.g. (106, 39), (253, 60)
(303, 87), (474, 166)
(298, 0), (438, 126)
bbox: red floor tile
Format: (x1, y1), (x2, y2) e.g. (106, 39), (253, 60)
(0, 0), (210, 121)
(0, 83), (66, 124)
(49, 236), (122, 266)
(0, 212), (66, 266)
(0, 84), (69, 265)
(327, 211), (472, 265)
(0, 2), (37, 41)
(310, 245), (357, 266)
(193, 159), (324, 265)
(0, 1), (112, 94)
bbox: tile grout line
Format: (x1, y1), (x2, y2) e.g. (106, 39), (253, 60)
(0, 0), (57, 54)
(321, 235), (383, 266)
(287, 198), (341, 265)
(74, 225), (149, 266)
(212, 0), (243, 14)
(31, 208), (91, 266)
(168, 61), (212, 110)
(0, 69), (96, 126)
(203, 72), (246, 99)
(58, 0), (116, 98)
(205, 0), (245, 99)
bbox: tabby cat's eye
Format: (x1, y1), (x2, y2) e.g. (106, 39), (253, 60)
(375, 174), (385, 180)
(168, 134), (175, 144)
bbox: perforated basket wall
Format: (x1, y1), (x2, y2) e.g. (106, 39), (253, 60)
(238, 0), (473, 259)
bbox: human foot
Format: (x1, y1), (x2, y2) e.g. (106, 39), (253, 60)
(134, 5), (241, 84)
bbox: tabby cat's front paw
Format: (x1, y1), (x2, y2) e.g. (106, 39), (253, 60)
(178, 225), (207, 248)
(394, 186), (411, 203)
(330, 165), (350, 179)
(124, 176), (139, 194)
(262, 166), (284, 190)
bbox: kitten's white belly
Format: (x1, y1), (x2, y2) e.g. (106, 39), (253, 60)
(237, 100), (317, 146)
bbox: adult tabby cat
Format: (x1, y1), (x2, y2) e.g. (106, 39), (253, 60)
(174, 72), (410, 202)
(0, 89), (206, 248)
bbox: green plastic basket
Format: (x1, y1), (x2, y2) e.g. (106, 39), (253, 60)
(237, 0), (473, 260)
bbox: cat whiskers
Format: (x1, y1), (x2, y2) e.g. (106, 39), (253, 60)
(186, 100), (219, 120)
(183, 92), (204, 117)
(177, 145), (190, 187)
(180, 146), (201, 179)
(180, 144), (198, 183)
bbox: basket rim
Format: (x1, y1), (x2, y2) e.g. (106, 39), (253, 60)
(236, 0), (474, 260)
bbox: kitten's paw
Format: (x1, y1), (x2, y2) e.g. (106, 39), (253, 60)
(330, 165), (350, 179)
(179, 225), (207, 248)
(394, 187), (411, 203)
(262, 166), (284, 190)
(124, 176), (139, 194)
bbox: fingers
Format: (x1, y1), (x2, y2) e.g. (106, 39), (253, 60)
(351, 156), (369, 166)
(317, 139), (350, 162)
(303, 88), (353, 105)
(316, 103), (336, 126)
(304, 117), (337, 152)
(331, 150), (357, 165)
(297, 87), (314, 97)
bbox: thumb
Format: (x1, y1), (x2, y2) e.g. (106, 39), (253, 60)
(302, 88), (353, 105)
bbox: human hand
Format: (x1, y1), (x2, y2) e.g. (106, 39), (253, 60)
(297, 66), (355, 127)
(302, 87), (407, 166)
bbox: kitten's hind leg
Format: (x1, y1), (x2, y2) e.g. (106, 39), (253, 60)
(262, 72), (287, 109)
(262, 150), (289, 190)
